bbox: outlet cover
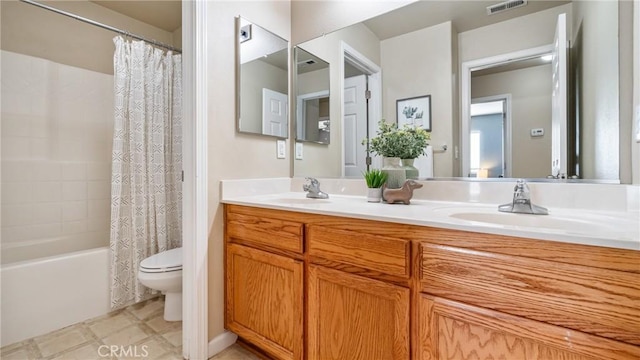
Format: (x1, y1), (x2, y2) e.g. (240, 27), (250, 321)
(295, 142), (303, 160)
(276, 140), (286, 159)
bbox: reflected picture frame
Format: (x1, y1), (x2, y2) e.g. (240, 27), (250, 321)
(396, 95), (431, 131)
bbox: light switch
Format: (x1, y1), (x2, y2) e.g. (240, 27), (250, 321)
(530, 128), (544, 137)
(276, 140), (286, 159)
(295, 142), (303, 160)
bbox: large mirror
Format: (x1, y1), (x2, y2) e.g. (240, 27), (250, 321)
(236, 17), (289, 138)
(292, 0), (626, 182)
(295, 47), (331, 144)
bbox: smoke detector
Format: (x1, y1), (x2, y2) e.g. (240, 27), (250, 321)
(486, 0), (528, 15)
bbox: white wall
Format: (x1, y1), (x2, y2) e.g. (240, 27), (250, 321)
(381, 21), (456, 177)
(472, 64), (553, 178)
(1, 51), (113, 264)
(206, 0), (291, 341)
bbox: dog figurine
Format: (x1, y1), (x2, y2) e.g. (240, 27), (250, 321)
(382, 179), (423, 205)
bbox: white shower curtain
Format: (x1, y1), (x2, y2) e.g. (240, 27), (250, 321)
(110, 36), (182, 309)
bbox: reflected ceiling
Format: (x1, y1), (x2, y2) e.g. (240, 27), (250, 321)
(363, 0), (570, 40)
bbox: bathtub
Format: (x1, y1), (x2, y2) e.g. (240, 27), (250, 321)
(0, 246), (111, 347)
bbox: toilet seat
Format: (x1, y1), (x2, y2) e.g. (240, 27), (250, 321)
(140, 247), (182, 273)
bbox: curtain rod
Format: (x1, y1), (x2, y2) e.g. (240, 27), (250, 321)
(19, 0), (182, 54)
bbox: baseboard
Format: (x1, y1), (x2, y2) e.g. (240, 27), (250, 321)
(207, 330), (238, 358)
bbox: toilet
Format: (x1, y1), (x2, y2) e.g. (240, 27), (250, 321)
(138, 247), (182, 321)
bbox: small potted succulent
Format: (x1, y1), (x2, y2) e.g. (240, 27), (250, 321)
(363, 169), (388, 202)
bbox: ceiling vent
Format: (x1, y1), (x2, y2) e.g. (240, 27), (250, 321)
(486, 0), (528, 15)
(297, 59), (316, 67)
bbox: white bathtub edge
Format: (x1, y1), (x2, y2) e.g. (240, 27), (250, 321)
(1, 247), (111, 347)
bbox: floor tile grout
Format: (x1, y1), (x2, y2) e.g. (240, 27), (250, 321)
(1, 295), (257, 360)
(1, 296), (184, 360)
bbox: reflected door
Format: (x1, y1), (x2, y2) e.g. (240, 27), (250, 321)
(470, 99), (508, 178)
(551, 13), (568, 177)
(343, 75), (367, 177)
(262, 88), (288, 137)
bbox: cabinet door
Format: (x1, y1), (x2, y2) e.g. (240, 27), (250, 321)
(417, 295), (640, 360)
(308, 265), (410, 360)
(226, 244), (304, 360)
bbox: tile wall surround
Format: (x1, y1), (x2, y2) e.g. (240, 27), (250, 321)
(222, 177), (640, 214)
(1, 50), (114, 263)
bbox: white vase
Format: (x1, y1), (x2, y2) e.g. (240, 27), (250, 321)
(381, 157), (406, 189)
(366, 187), (382, 202)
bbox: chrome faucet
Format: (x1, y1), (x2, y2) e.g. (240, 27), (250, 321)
(498, 179), (548, 215)
(303, 177), (329, 199)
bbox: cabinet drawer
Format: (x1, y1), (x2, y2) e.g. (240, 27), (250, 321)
(308, 225), (410, 279)
(418, 295), (640, 360)
(227, 211), (303, 254)
(420, 243), (640, 345)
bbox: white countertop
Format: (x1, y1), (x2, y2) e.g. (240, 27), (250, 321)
(222, 190), (640, 251)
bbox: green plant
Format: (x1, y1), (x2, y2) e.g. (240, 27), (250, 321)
(362, 120), (431, 159)
(363, 169), (388, 188)
(399, 126), (430, 159)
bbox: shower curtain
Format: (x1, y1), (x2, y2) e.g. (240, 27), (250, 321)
(110, 36), (182, 309)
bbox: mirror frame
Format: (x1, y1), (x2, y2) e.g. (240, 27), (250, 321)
(235, 16), (290, 139)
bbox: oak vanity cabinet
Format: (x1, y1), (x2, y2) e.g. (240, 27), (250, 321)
(225, 206), (305, 360)
(416, 232), (640, 360)
(224, 205), (640, 360)
(306, 224), (411, 360)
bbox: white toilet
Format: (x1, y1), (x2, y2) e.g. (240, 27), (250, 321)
(138, 247), (182, 321)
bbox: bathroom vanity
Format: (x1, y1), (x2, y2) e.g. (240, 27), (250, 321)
(222, 189), (640, 360)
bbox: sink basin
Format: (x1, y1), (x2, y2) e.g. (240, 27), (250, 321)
(433, 206), (632, 234)
(267, 197), (331, 205)
(449, 212), (612, 232)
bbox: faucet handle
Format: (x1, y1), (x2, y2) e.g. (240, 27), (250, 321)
(514, 179), (529, 192)
(305, 177), (319, 187)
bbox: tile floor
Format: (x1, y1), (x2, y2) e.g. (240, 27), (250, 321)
(209, 344), (260, 360)
(0, 296), (257, 360)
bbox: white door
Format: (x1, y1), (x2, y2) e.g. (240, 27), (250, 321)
(343, 75), (367, 177)
(262, 88), (288, 137)
(551, 13), (568, 177)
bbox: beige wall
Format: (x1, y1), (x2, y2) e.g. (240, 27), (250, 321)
(572, 0), (619, 180)
(618, 0), (635, 184)
(634, 0), (640, 185)
(294, 68), (332, 177)
(458, 4), (572, 64)
(381, 22), (456, 177)
(206, 1), (291, 341)
(294, 23), (382, 178)
(472, 65), (553, 178)
(0, 0), (177, 75)
(291, 0), (415, 45)
(240, 60), (288, 134)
